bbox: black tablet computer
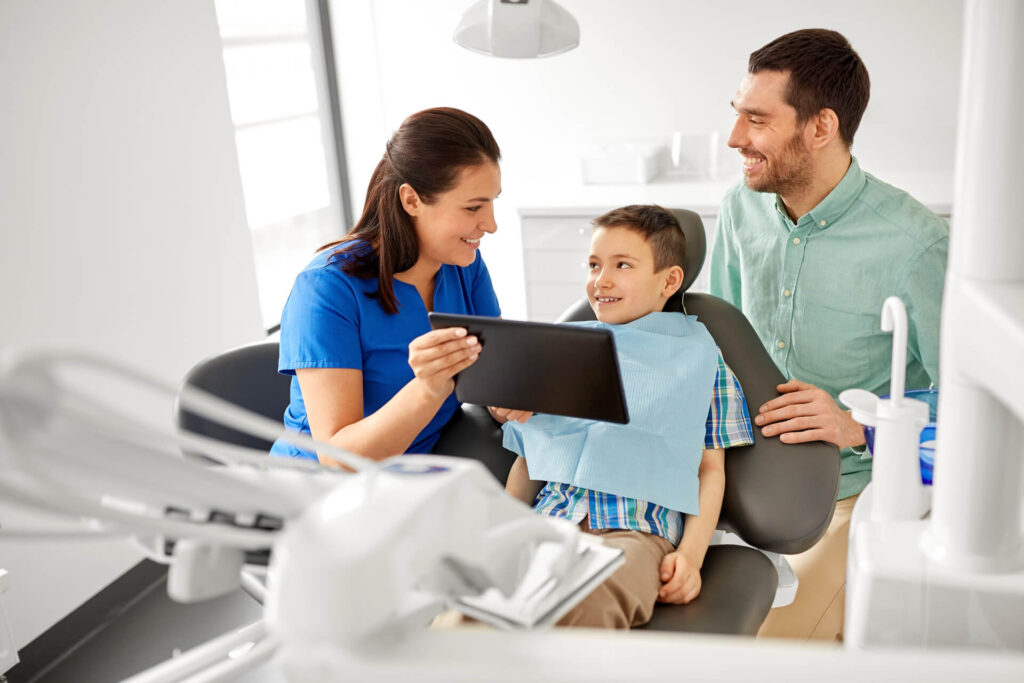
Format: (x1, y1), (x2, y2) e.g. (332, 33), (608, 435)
(428, 313), (629, 424)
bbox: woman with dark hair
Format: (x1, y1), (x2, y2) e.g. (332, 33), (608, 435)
(271, 107), (525, 463)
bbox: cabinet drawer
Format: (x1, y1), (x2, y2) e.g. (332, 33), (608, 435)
(523, 249), (589, 283)
(521, 216), (594, 250)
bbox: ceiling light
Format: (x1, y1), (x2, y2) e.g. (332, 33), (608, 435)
(454, 0), (579, 59)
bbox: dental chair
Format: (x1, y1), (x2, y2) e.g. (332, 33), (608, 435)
(435, 209), (841, 634)
(176, 208), (839, 635)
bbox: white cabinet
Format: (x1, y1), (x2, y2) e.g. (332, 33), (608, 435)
(519, 209), (718, 322)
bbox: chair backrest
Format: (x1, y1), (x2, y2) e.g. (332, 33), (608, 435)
(176, 341), (291, 453)
(557, 208), (839, 554)
(673, 208), (706, 294)
(174, 341), (509, 479)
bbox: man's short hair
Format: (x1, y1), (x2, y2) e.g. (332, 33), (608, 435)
(749, 28), (870, 146)
(592, 204), (686, 272)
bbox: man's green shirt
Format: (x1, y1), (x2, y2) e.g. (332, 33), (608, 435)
(709, 157), (948, 499)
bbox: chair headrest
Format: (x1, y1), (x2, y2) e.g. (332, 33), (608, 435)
(669, 208), (706, 294)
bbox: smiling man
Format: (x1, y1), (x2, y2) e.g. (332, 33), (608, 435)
(709, 29), (948, 641)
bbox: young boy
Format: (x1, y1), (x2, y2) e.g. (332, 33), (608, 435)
(502, 205), (754, 629)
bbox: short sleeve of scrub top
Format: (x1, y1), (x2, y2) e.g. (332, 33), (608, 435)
(271, 245), (501, 459)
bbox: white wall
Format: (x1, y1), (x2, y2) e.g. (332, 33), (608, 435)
(332, 0), (964, 319)
(0, 0), (967, 651)
(0, 0), (264, 649)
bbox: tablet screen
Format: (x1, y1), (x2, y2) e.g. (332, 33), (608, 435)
(428, 313), (629, 424)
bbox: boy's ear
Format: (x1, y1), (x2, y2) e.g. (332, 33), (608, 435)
(398, 183), (421, 216)
(662, 265), (685, 298)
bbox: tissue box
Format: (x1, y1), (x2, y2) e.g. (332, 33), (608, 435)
(580, 143), (664, 184)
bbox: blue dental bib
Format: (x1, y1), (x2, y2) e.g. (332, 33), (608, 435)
(503, 312), (717, 514)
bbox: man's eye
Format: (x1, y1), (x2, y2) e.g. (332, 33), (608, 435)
(466, 206), (481, 213)
(750, 118), (764, 126)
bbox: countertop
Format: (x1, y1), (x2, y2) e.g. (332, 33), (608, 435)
(514, 169), (954, 218)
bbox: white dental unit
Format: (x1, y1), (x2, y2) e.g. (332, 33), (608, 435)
(1, 1), (1024, 681)
(842, 0), (1024, 651)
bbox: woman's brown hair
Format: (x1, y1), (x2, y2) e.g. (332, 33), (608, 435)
(321, 107), (501, 314)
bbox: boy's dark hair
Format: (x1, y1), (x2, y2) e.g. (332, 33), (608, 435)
(592, 204), (686, 272)
(749, 28), (870, 147)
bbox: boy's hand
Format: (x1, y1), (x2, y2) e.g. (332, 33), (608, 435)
(488, 406), (533, 424)
(657, 550), (702, 604)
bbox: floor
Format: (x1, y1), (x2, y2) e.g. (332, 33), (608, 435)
(31, 577), (274, 682)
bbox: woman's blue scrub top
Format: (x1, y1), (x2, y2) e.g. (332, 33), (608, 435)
(271, 245), (501, 459)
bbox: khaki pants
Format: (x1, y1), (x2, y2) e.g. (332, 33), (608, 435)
(557, 518), (675, 629)
(757, 493), (860, 641)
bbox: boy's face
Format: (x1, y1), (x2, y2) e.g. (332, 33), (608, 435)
(586, 225), (683, 325)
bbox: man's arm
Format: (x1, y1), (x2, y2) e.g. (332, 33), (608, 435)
(658, 447), (725, 604)
(902, 239), (948, 386)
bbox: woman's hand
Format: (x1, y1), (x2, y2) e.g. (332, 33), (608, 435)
(488, 406), (533, 424)
(408, 327), (481, 398)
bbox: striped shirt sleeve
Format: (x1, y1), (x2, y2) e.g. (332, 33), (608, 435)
(704, 351), (754, 449)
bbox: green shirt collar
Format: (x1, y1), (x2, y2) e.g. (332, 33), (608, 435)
(773, 156), (868, 230)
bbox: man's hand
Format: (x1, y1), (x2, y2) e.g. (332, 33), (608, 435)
(658, 550), (702, 604)
(755, 379), (866, 449)
(488, 406), (533, 424)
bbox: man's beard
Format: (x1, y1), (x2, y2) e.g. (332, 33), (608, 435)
(746, 132), (814, 196)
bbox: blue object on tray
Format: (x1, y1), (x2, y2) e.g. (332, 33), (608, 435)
(863, 389), (938, 485)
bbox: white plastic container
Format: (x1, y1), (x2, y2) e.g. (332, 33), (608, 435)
(579, 143), (664, 184)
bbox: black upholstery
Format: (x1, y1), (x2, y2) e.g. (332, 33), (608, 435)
(672, 208), (706, 294)
(430, 403), (512, 483)
(684, 295), (840, 553)
(175, 341), (291, 454)
(642, 545), (775, 634)
(175, 342), (517, 476)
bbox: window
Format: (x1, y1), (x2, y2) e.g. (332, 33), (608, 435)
(214, 0), (351, 330)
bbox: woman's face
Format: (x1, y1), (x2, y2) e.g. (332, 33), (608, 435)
(403, 161), (501, 269)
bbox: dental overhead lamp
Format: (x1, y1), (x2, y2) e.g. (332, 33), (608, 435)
(454, 0), (579, 58)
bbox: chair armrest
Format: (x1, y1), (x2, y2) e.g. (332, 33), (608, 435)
(684, 293), (840, 555)
(719, 441), (839, 554)
(639, 545), (776, 635)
